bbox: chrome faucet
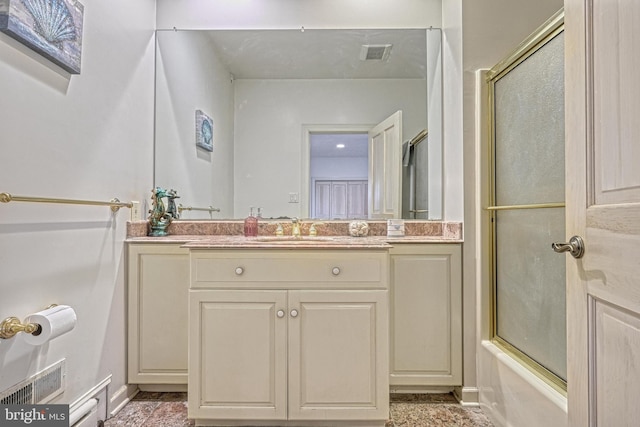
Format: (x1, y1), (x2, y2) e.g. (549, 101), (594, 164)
(291, 217), (301, 237)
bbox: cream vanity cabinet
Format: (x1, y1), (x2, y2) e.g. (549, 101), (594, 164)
(188, 249), (389, 426)
(127, 243), (189, 388)
(389, 244), (462, 389)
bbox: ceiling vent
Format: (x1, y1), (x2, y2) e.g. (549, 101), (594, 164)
(360, 44), (392, 61)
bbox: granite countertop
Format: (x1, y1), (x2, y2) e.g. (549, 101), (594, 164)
(183, 235), (393, 249)
(126, 220), (463, 247)
(126, 234), (462, 249)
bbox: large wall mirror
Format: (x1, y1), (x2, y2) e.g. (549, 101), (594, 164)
(154, 28), (443, 220)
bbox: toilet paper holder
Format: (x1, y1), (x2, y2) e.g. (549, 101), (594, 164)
(0, 304), (57, 340)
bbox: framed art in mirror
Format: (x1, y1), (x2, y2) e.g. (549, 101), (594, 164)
(195, 109), (213, 152)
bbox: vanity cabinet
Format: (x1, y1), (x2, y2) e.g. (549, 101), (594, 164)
(389, 244), (462, 389)
(127, 243), (189, 388)
(188, 249), (389, 426)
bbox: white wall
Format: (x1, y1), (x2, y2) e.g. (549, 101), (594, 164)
(156, 0), (442, 30)
(441, 0), (464, 224)
(233, 78), (426, 218)
(461, 0), (566, 425)
(0, 0), (155, 416)
(311, 157), (368, 180)
(155, 30), (235, 219)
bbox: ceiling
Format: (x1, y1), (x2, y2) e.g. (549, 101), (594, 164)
(205, 29), (429, 80)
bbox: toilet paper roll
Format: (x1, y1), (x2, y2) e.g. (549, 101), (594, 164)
(23, 305), (77, 346)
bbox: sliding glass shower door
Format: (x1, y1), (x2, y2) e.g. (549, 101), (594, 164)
(487, 13), (566, 389)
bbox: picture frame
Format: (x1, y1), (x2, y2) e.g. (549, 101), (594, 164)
(195, 109), (213, 152)
(0, 0), (84, 74)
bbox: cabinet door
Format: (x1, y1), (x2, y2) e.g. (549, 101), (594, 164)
(127, 244), (189, 385)
(389, 244), (462, 387)
(189, 290), (287, 420)
(288, 290), (389, 421)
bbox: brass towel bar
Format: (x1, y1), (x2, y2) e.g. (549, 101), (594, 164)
(409, 129), (428, 147)
(485, 202), (565, 211)
(0, 192), (132, 212)
(178, 204), (221, 214)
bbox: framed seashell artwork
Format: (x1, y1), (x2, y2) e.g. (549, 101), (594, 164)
(195, 109), (214, 152)
(0, 0), (84, 74)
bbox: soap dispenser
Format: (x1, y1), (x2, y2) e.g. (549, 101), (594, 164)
(244, 207), (258, 237)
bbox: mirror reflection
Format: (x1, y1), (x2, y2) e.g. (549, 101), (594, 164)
(154, 28), (442, 220)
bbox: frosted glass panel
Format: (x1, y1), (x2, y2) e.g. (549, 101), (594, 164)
(494, 32), (565, 206)
(496, 208), (567, 380)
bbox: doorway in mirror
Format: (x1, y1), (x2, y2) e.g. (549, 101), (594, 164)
(309, 132), (369, 220)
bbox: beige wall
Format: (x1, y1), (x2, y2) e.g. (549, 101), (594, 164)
(0, 0), (155, 416)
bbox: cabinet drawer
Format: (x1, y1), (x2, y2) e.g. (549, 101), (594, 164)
(191, 250), (388, 289)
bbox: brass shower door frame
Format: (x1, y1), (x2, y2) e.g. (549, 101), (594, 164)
(486, 9), (567, 394)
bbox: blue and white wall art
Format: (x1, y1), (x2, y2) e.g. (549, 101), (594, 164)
(195, 109), (214, 152)
(0, 0), (84, 74)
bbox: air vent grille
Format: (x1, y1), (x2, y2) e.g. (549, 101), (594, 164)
(0, 359), (65, 405)
(360, 44), (393, 61)
(0, 383), (33, 405)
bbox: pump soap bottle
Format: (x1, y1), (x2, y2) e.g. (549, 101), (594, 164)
(244, 207), (258, 237)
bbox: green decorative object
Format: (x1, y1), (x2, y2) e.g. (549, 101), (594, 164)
(148, 187), (173, 237)
(166, 188), (180, 219)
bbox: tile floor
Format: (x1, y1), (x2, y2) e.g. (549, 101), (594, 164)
(104, 392), (493, 427)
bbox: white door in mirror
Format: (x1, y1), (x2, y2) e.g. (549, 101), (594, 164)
(369, 111), (402, 219)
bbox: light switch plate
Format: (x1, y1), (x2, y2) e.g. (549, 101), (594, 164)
(130, 201), (141, 221)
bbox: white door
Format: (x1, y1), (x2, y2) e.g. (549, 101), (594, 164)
(330, 181), (348, 219)
(565, 1), (640, 425)
(314, 181), (331, 219)
(313, 180), (367, 219)
(348, 181), (368, 218)
(369, 111), (402, 219)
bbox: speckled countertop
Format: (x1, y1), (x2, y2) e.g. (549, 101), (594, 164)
(126, 234), (461, 249)
(126, 220), (463, 248)
(184, 235), (393, 249)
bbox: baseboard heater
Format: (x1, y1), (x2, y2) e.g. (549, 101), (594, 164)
(70, 398), (98, 427)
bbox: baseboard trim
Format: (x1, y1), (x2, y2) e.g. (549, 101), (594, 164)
(139, 384), (188, 392)
(109, 384), (139, 418)
(453, 386), (479, 406)
(389, 385), (454, 394)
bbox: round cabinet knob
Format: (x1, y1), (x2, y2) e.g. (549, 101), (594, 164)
(277, 310), (285, 318)
(235, 267), (244, 275)
(290, 309), (299, 318)
(332, 267), (341, 276)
